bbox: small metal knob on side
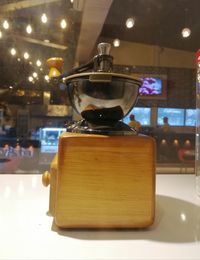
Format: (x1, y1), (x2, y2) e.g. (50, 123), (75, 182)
(42, 171), (51, 187)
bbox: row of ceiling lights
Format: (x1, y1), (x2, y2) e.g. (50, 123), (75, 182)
(0, 14), (68, 36)
(112, 12), (191, 48)
(7, 46), (50, 84)
(113, 17), (135, 47)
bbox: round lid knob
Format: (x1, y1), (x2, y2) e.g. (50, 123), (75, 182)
(97, 42), (111, 55)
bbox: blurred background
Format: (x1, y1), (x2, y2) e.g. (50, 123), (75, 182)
(0, 0), (198, 174)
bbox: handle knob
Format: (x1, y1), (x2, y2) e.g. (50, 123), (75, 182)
(42, 171), (51, 187)
(97, 42), (111, 55)
(46, 57), (64, 78)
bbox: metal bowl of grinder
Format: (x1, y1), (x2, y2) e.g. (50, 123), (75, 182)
(64, 72), (141, 125)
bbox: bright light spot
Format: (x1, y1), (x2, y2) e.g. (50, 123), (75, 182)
(10, 48), (16, 56)
(17, 58), (21, 62)
(28, 76), (33, 82)
(182, 27), (191, 38)
(18, 180), (24, 195)
(3, 20), (9, 30)
(173, 139), (179, 146)
(9, 86), (13, 89)
(113, 39), (120, 47)
(161, 139), (167, 145)
(180, 212), (186, 222)
(33, 72), (38, 78)
(24, 52), (30, 60)
(36, 59), (42, 67)
(60, 19), (67, 29)
(44, 75), (49, 81)
(31, 175), (38, 188)
(126, 17), (135, 28)
(70, 0), (74, 2)
(4, 185), (11, 199)
(41, 13), (48, 23)
(26, 24), (32, 34)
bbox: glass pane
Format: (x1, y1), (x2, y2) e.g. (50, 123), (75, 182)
(123, 107), (151, 125)
(157, 108), (185, 126)
(185, 109), (196, 126)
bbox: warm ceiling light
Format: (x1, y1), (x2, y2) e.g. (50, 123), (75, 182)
(36, 59), (42, 67)
(41, 13), (48, 23)
(28, 76), (33, 82)
(113, 39), (120, 47)
(70, 0), (74, 2)
(33, 72), (38, 78)
(126, 17), (135, 28)
(44, 75), (49, 81)
(181, 27), (191, 38)
(24, 52), (30, 60)
(10, 48), (16, 56)
(3, 20), (9, 30)
(60, 19), (67, 29)
(0, 31), (2, 38)
(26, 24), (32, 34)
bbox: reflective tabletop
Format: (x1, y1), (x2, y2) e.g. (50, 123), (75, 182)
(0, 174), (200, 260)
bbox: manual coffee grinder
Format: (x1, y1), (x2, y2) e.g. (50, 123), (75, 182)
(42, 43), (156, 229)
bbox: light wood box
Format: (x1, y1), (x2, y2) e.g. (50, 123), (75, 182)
(44, 132), (156, 229)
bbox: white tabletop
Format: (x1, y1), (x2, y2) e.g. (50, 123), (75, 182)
(0, 173), (200, 260)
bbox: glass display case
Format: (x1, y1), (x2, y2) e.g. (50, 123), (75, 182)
(40, 127), (66, 153)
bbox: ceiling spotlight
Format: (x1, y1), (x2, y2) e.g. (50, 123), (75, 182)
(24, 52), (30, 60)
(41, 13), (48, 23)
(26, 24), (32, 34)
(126, 17), (135, 28)
(0, 31), (2, 38)
(44, 75), (49, 81)
(113, 39), (120, 47)
(28, 76), (33, 82)
(10, 48), (16, 56)
(181, 27), (191, 38)
(3, 20), (9, 30)
(36, 59), (42, 67)
(60, 19), (67, 29)
(182, 8), (191, 38)
(33, 72), (38, 78)
(70, 0), (74, 3)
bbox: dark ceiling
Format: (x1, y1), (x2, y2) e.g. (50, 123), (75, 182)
(0, 0), (198, 105)
(101, 0), (200, 52)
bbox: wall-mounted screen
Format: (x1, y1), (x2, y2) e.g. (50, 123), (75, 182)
(157, 108), (185, 126)
(123, 107), (151, 125)
(185, 109), (196, 126)
(133, 74), (167, 100)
